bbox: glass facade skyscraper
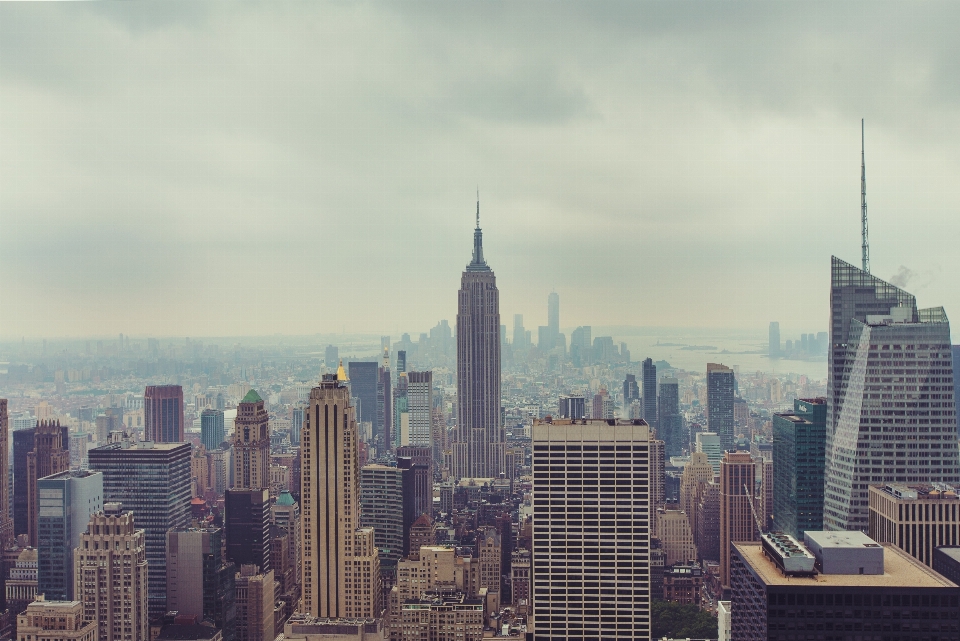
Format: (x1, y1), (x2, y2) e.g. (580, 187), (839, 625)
(201, 408), (225, 451)
(707, 363), (735, 451)
(772, 397), (826, 538)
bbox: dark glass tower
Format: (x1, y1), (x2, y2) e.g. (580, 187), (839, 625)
(200, 408), (225, 451)
(658, 377), (682, 457)
(707, 363), (735, 451)
(348, 361), (379, 436)
(144, 385), (184, 443)
(642, 357), (658, 430)
(772, 398), (826, 538)
(454, 200), (503, 479)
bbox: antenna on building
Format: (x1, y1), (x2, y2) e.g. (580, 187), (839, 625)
(476, 187), (480, 229)
(861, 118), (870, 274)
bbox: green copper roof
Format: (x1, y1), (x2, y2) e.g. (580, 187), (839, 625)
(241, 388), (263, 404)
(276, 490), (295, 506)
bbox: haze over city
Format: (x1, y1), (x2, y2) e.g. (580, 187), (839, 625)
(2, 2), (960, 339)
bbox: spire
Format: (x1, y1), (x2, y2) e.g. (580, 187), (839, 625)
(336, 359), (348, 382)
(861, 119), (870, 274)
(467, 191), (491, 272)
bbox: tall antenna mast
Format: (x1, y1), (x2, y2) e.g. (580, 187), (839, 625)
(861, 118), (870, 274)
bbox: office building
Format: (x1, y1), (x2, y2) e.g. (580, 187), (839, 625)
(348, 361), (379, 438)
(868, 483), (960, 568)
(719, 451), (757, 590)
(290, 404), (304, 447)
(662, 563), (703, 606)
(37, 470), (103, 601)
(15, 597), (97, 641)
(235, 565), (275, 641)
(144, 385), (184, 443)
(209, 447), (232, 495)
(547, 292), (560, 349)
(0, 400), (10, 548)
(773, 398), (826, 538)
(532, 418), (651, 640)
(26, 420), (70, 547)
(649, 437), (665, 513)
(454, 204), (504, 479)
(271, 490), (301, 604)
(933, 546), (960, 592)
(393, 372), (408, 450)
(707, 363), (736, 452)
(88, 441), (192, 619)
(768, 322), (780, 358)
(301, 372), (381, 619)
(166, 526), (236, 641)
(224, 488), (271, 573)
(623, 374), (639, 405)
(824, 260), (960, 531)
(5, 547), (38, 622)
(377, 354), (392, 453)
(657, 510), (697, 566)
(324, 344), (339, 370)
(391, 592), (484, 641)
(397, 446), (433, 523)
(681, 452), (715, 517)
(75, 503), (148, 641)
(730, 531), (959, 641)
(406, 372), (433, 448)
(658, 377), (682, 457)
(695, 431), (722, 475)
(13, 427), (38, 536)
(558, 395), (585, 420)
(201, 408), (226, 452)
(359, 464), (406, 571)
(761, 459), (774, 531)
(642, 358), (657, 429)
(696, 482), (721, 563)
(233, 389), (270, 491)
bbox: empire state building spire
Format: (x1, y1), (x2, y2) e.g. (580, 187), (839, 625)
(468, 193), (490, 272)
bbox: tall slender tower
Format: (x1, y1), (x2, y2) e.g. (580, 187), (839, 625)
(0, 399), (12, 547)
(454, 197), (503, 479)
(861, 118), (870, 274)
(26, 420), (70, 547)
(144, 384), (184, 443)
(233, 389), (270, 490)
(301, 370), (381, 619)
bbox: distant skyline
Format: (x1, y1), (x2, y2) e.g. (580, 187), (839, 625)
(2, 2), (959, 338)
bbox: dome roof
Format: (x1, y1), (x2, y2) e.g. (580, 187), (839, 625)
(276, 490), (296, 506)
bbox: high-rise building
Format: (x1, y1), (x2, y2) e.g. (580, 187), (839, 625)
(27, 421), (70, 547)
(623, 374), (639, 405)
(532, 418), (651, 640)
(695, 431), (723, 475)
(0, 400), (12, 548)
(359, 464), (406, 571)
(224, 488), (271, 574)
(88, 441), (192, 619)
(290, 404), (304, 447)
(324, 345), (339, 370)
(649, 437), (665, 513)
(657, 510), (697, 566)
(166, 526), (236, 641)
(5, 547), (39, 623)
(558, 395), (585, 420)
(348, 361), (379, 438)
(406, 372), (433, 449)
(75, 503), (148, 641)
(547, 292), (560, 350)
(271, 490), (301, 603)
(513, 314), (525, 349)
(235, 565), (275, 641)
(15, 597), (98, 641)
(680, 452), (715, 530)
(731, 532), (959, 641)
(642, 358), (658, 430)
(772, 398), (826, 538)
(824, 259), (960, 531)
(13, 427), (37, 537)
(768, 322), (780, 358)
(454, 205), (503, 479)
(696, 482), (721, 564)
(719, 451), (758, 590)
(144, 385), (184, 443)
(37, 470), (103, 601)
(658, 377), (682, 457)
(397, 446), (433, 524)
(233, 389), (270, 491)
(377, 353), (392, 453)
(707, 364), (736, 452)
(201, 408), (226, 452)
(868, 483), (960, 568)
(300, 372), (381, 619)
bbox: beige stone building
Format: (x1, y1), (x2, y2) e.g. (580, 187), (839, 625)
(234, 389), (271, 490)
(476, 527), (501, 597)
(301, 371), (381, 619)
(389, 592), (484, 641)
(74, 503), (148, 641)
(719, 451), (758, 589)
(16, 597), (97, 641)
(657, 509), (697, 566)
(868, 483), (960, 568)
(680, 453), (715, 528)
(236, 564), (275, 641)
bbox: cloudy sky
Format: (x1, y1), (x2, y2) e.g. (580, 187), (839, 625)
(2, 2), (959, 339)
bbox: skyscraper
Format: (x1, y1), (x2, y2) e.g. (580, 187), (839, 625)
(547, 292), (559, 349)
(407, 372), (433, 448)
(13, 427), (36, 536)
(642, 358), (658, 430)
(359, 464), (406, 572)
(233, 389), (270, 491)
(348, 361), (379, 437)
(707, 363), (736, 452)
(454, 202), (503, 479)
(532, 418), (651, 640)
(291, 404), (304, 447)
(166, 526), (236, 641)
(377, 350), (392, 453)
(719, 451), (758, 590)
(622, 374), (639, 405)
(225, 488), (271, 574)
(144, 385), (184, 443)
(324, 345), (339, 370)
(658, 377), (682, 457)
(768, 322), (780, 358)
(0, 399), (12, 547)
(300, 372), (381, 619)
(201, 408), (226, 451)
(824, 258), (960, 531)
(772, 398), (826, 538)
(27, 420), (70, 547)
(88, 441), (192, 619)
(75, 503), (149, 641)
(37, 470), (103, 601)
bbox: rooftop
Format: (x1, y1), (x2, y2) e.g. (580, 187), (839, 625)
(804, 530), (881, 551)
(240, 388), (263, 404)
(156, 624), (221, 641)
(872, 483), (959, 501)
(734, 542), (955, 588)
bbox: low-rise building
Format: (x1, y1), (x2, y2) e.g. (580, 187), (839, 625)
(663, 562), (703, 606)
(16, 596), (97, 641)
(868, 483), (960, 568)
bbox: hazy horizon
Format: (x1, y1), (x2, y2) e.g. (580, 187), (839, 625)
(3, 2), (959, 339)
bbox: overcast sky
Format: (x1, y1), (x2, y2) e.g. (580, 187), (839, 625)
(2, 2), (959, 340)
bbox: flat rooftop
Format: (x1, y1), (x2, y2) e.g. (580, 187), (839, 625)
(734, 542), (956, 588)
(804, 530), (880, 551)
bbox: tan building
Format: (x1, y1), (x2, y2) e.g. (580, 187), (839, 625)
(477, 527), (501, 596)
(510, 549), (530, 615)
(407, 515), (436, 560)
(284, 615), (384, 641)
(649, 436), (665, 517)
(719, 451), (758, 589)
(26, 420), (70, 547)
(234, 389), (270, 490)
(75, 503), (148, 641)
(389, 592), (484, 641)
(680, 452), (715, 540)
(760, 459), (774, 531)
(697, 481), (721, 563)
(393, 546), (457, 603)
(236, 565), (275, 641)
(16, 596), (97, 641)
(657, 509), (697, 566)
(5, 547), (38, 620)
(868, 483), (960, 568)
(301, 370), (381, 619)
(192, 444), (211, 496)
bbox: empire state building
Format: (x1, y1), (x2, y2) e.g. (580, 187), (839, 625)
(454, 200), (504, 479)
